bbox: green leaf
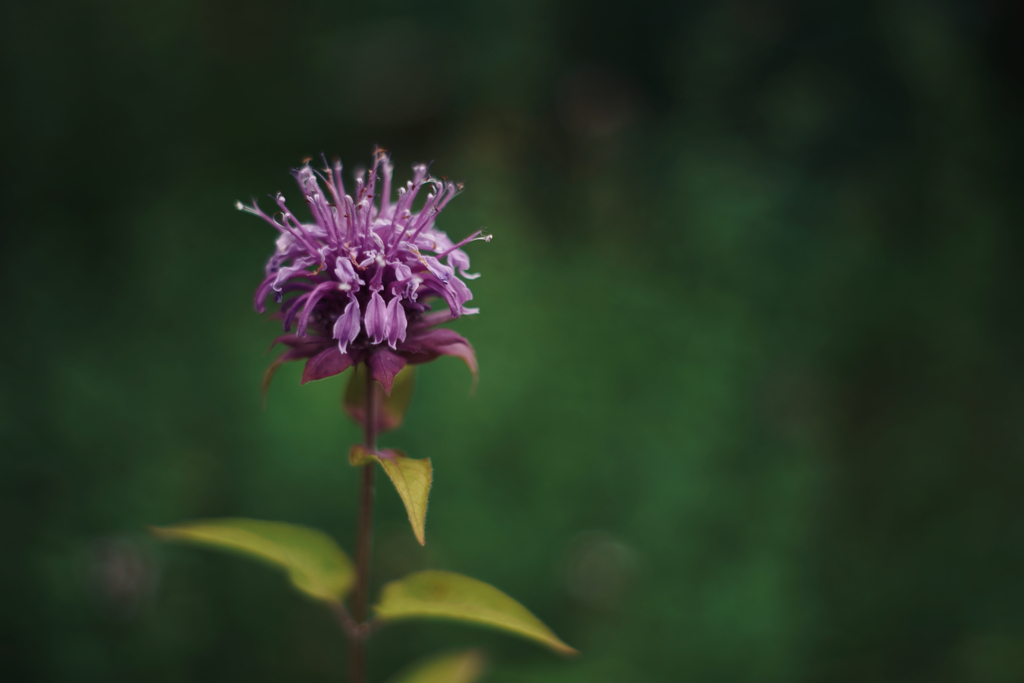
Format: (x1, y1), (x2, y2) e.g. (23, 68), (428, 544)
(374, 570), (578, 656)
(152, 518), (354, 603)
(387, 649), (487, 683)
(350, 445), (432, 545)
(344, 363), (416, 433)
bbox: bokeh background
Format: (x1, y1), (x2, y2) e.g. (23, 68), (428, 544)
(3, 1), (1024, 681)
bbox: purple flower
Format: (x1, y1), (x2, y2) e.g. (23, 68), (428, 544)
(241, 149), (489, 395)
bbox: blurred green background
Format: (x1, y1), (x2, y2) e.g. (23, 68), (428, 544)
(3, 1), (1024, 681)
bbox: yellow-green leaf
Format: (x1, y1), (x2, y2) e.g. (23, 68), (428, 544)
(152, 518), (354, 603)
(374, 570), (577, 656)
(350, 445), (432, 545)
(344, 363), (416, 433)
(387, 649), (486, 683)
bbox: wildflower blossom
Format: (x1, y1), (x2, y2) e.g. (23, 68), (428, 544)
(239, 150), (489, 394)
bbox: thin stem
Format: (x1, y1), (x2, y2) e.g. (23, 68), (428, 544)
(348, 367), (378, 683)
(330, 602), (361, 642)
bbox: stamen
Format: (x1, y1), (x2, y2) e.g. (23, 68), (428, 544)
(436, 230), (492, 259)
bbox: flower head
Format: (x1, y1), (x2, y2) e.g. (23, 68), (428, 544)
(240, 149), (489, 394)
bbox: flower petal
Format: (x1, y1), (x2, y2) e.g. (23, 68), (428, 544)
(368, 348), (407, 396)
(254, 273), (277, 313)
(417, 273), (462, 315)
(422, 255), (454, 283)
(334, 256), (364, 288)
(448, 276), (476, 315)
(447, 249), (480, 280)
(296, 281), (338, 337)
(384, 296), (408, 349)
(333, 297), (362, 354)
(282, 291), (312, 331)
(301, 346), (354, 384)
(365, 291), (387, 345)
(412, 309), (457, 329)
(273, 255), (317, 292)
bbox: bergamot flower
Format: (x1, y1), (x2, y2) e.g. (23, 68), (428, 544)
(239, 149), (489, 394)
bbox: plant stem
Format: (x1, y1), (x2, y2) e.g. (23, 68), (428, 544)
(349, 366), (377, 683)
